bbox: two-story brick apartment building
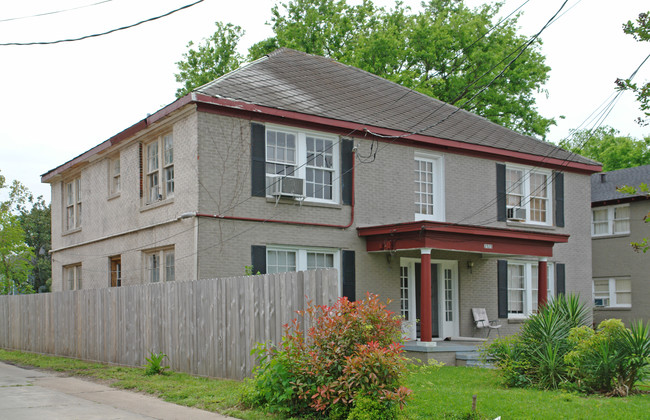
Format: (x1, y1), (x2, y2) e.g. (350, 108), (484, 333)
(591, 165), (650, 326)
(42, 49), (601, 341)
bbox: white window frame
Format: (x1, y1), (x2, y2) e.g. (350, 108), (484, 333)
(591, 204), (630, 237)
(265, 125), (340, 204)
(414, 152), (445, 222)
(507, 260), (554, 318)
(64, 177), (82, 231)
(64, 264), (82, 290)
(109, 155), (121, 196)
(266, 246), (341, 294)
(144, 248), (175, 283)
(505, 165), (553, 226)
(144, 133), (174, 204)
(593, 277), (631, 308)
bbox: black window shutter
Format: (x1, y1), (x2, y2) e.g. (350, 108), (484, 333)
(496, 163), (506, 222)
(342, 250), (355, 301)
(250, 245), (266, 275)
(554, 171), (565, 227)
(497, 260), (508, 318)
(250, 123), (266, 197)
(341, 139), (353, 205)
(556, 263), (565, 297)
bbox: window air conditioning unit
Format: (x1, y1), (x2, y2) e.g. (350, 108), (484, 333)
(268, 176), (304, 198)
(594, 298), (609, 307)
(506, 206), (526, 221)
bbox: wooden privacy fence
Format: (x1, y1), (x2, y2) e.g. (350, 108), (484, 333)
(0, 269), (338, 380)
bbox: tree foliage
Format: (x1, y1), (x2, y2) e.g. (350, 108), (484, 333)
(175, 0), (555, 137)
(0, 170), (49, 294)
(174, 22), (245, 98)
(559, 127), (650, 171)
(616, 11), (650, 126)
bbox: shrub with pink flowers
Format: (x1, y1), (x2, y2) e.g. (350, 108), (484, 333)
(244, 293), (411, 419)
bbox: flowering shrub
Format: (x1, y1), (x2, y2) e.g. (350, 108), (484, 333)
(245, 293), (411, 418)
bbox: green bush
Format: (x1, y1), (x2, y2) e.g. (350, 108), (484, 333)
(564, 319), (650, 396)
(245, 293), (411, 418)
(346, 395), (398, 420)
(485, 294), (650, 396)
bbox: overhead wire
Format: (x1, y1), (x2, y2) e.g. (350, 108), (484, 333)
(0, 0), (204, 46)
(0, 0), (114, 23)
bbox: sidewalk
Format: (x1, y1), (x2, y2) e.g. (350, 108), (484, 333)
(0, 361), (236, 420)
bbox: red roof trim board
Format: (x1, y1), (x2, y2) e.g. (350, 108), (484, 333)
(357, 221), (569, 258)
(41, 93), (601, 183)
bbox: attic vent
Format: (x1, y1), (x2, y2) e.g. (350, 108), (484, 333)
(267, 176), (304, 198)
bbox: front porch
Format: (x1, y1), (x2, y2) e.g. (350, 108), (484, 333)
(358, 220), (570, 344)
(403, 338), (490, 367)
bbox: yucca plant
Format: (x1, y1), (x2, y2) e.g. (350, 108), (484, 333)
(618, 321), (650, 395)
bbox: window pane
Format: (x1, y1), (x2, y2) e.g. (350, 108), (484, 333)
(165, 252), (175, 282)
(164, 135), (173, 165)
(415, 158), (436, 215)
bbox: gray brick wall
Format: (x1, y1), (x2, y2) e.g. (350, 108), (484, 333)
(592, 199), (650, 326)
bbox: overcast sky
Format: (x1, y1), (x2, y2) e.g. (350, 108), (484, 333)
(1, 0), (648, 203)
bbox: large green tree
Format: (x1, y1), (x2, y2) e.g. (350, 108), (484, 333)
(616, 11), (650, 126)
(175, 0), (555, 137)
(175, 22), (245, 98)
(560, 127), (650, 171)
(0, 171), (36, 294)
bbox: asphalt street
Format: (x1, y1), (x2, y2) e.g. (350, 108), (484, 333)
(0, 361), (235, 420)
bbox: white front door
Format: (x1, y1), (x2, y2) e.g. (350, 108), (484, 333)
(400, 258), (459, 339)
(438, 261), (459, 339)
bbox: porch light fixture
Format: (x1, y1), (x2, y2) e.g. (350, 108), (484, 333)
(467, 261), (474, 273)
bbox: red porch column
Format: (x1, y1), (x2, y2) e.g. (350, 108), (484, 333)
(538, 257), (548, 310)
(420, 248), (433, 342)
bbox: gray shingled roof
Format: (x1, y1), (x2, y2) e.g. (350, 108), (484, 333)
(198, 48), (597, 166)
(591, 165), (650, 202)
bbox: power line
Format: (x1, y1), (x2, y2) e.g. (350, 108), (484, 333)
(0, 0), (204, 46)
(0, 0), (114, 23)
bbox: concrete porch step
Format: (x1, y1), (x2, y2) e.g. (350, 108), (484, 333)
(456, 351), (495, 368)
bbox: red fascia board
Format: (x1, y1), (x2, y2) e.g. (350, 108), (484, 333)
(193, 94), (602, 174)
(357, 221), (569, 244)
(363, 231), (557, 257)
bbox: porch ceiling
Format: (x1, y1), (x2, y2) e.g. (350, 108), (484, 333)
(357, 221), (569, 258)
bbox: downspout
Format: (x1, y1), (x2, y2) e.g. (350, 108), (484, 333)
(184, 149), (356, 229)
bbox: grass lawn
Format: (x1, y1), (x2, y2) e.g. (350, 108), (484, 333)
(0, 349), (647, 419)
(405, 366), (650, 420)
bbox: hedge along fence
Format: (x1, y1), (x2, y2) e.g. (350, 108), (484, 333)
(0, 269), (338, 380)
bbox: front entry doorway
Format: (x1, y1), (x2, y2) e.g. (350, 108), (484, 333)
(401, 258), (459, 339)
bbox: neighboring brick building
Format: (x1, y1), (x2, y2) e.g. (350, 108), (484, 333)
(591, 165), (650, 326)
(42, 48), (601, 341)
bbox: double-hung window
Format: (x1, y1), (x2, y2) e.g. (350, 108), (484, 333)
(266, 246), (340, 291)
(110, 156), (121, 196)
(593, 277), (631, 308)
(145, 248), (175, 283)
(414, 152), (444, 221)
(505, 166), (552, 225)
(65, 178), (82, 230)
(507, 261), (554, 317)
(64, 264), (82, 290)
(145, 134), (174, 204)
(265, 126), (339, 203)
(591, 205), (630, 236)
